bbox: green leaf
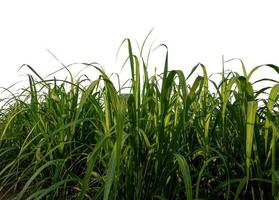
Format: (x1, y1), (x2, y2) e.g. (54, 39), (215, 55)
(174, 153), (192, 200)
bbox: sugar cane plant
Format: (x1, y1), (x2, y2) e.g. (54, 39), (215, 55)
(0, 36), (279, 199)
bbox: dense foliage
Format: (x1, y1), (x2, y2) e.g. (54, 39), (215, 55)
(0, 38), (279, 199)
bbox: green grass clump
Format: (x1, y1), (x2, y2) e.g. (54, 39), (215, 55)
(0, 38), (279, 200)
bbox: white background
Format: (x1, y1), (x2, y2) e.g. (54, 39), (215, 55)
(0, 0), (279, 89)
